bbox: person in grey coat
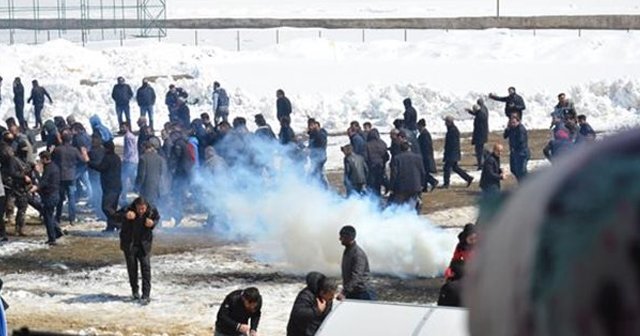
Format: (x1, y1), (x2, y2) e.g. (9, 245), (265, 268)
(338, 225), (375, 301)
(466, 99), (489, 170)
(341, 144), (368, 196)
(135, 141), (168, 207)
(286, 272), (337, 336)
(441, 116), (473, 188)
(417, 119), (439, 192)
(479, 144), (504, 198)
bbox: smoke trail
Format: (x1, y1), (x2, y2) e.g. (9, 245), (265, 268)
(191, 128), (458, 277)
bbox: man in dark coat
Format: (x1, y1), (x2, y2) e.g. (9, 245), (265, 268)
(347, 125), (366, 156)
(338, 225), (375, 300)
(576, 114), (596, 143)
(307, 119), (328, 187)
(12, 78), (25, 130)
(118, 196), (159, 304)
(215, 287), (262, 336)
(489, 86), (526, 120)
(276, 89), (292, 122)
(389, 141), (425, 211)
(363, 129), (389, 196)
(286, 272), (337, 336)
(341, 144), (368, 196)
(175, 98), (191, 129)
(417, 119), (439, 192)
(26, 80), (52, 129)
(402, 98), (418, 131)
(135, 141), (168, 207)
(135, 79), (156, 130)
(503, 115), (529, 182)
(111, 76), (134, 129)
(278, 116), (296, 146)
(31, 151), (63, 245)
(442, 116), (473, 188)
(479, 144), (504, 198)
(53, 131), (89, 225)
(467, 99), (489, 170)
(165, 84), (180, 123)
(89, 140), (122, 232)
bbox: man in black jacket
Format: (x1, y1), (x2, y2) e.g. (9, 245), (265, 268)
(503, 115), (529, 182)
(12, 78), (25, 129)
(118, 196), (159, 304)
(403, 98), (418, 132)
(215, 287), (262, 336)
(276, 89), (292, 122)
(31, 151), (63, 245)
(389, 141), (425, 211)
(441, 116), (473, 189)
(26, 80), (52, 129)
(307, 119), (328, 187)
(489, 87), (526, 120)
(338, 225), (375, 300)
(363, 128), (389, 196)
(287, 272), (337, 336)
(111, 76), (134, 130)
(417, 119), (438, 192)
(90, 140), (122, 232)
(466, 99), (489, 170)
(53, 131), (89, 225)
(136, 79), (156, 130)
(479, 144), (504, 198)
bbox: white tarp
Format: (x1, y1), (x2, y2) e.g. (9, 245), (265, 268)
(316, 300), (468, 336)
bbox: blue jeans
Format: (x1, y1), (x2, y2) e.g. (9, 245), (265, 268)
(346, 289), (377, 301)
(75, 169), (92, 200)
(120, 162), (137, 207)
(56, 180), (77, 223)
(116, 104), (131, 126)
(88, 170), (105, 220)
(139, 105), (154, 129)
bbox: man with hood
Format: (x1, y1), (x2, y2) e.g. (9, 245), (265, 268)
(26, 80), (52, 129)
(403, 98), (418, 132)
(136, 78), (156, 130)
(287, 272), (337, 336)
(363, 128), (389, 196)
(89, 115), (114, 144)
(111, 76), (134, 130)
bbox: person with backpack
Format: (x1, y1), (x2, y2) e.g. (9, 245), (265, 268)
(212, 81), (230, 125)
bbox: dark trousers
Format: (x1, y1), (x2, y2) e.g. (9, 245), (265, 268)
(474, 143), (485, 169)
(56, 180), (77, 224)
(0, 196), (6, 239)
(12, 191), (28, 233)
(42, 196), (60, 243)
(124, 246), (151, 298)
(15, 103), (26, 129)
(367, 165), (385, 196)
(345, 289), (377, 301)
(481, 184), (501, 199)
(34, 104), (44, 128)
(102, 190), (121, 231)
(443, 161), (472, 186)
(509, 153), (528, 182)
(424, 173), (439, 189)
(115, 104), (131, 128)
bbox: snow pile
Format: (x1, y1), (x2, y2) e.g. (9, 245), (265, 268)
(0, 240), (48, 257)
(1, 30), (640, 136)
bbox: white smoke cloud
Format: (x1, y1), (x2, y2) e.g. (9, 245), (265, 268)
(191, 130), (458, 277)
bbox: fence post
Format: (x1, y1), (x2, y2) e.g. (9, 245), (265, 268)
(119, 29), (123, 46)
(404, 29), (407, 42)
(276, 29), (280, 44)
(578, 29), (582, 37)
(362, 29), (365, 43)
(195, 30), (198, 46)
(318, 30), (322, 38)
(236, 30), (240, 51)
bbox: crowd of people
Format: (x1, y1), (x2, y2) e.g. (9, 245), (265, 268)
(0, 77), (602, 334)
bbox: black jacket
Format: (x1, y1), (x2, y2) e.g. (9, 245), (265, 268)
(503, 124), (529, 157)
(389, 150), (425, 194)
(27, 86), (52, 106)
(13, 82), (24, 106)
(479, 152), (501, 190)
(38, 161), (61, 200)
(277, 96), (292, 120)
(493, 93), (526, 117)
(469, 106), (489, 145)
(403, 106), (418, 131)
(444, 124), (462, 163)
(215, 289), (262, 335)
(118, 203), (159, 254)
(364, 130), (389, 170)
(417, 128), (437, 173)
(279, 126), (296, 145)
(136, 84), (156, 107)
(111, 83), (133, 106)
(341, 243), (371, 295)
(287, 272), (333, 336)
(90, 151), (122, 193)
(52, 144), (84, 182)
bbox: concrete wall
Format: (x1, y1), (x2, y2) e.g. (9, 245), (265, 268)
(1, 15), (639, 30)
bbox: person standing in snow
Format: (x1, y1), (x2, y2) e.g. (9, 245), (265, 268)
(111, 76), (134, 130)
(212, 81), (230, 125)
(118, 196), (159, 305)
(466, 99), (489, 170)
(136, 78), (156, 131)
(441, 116), (474, 189)
(12, 78), (25, 130)
(26, 80), (52, 129)
(489, 86), (526, 120)
(276, 89), (292, 122)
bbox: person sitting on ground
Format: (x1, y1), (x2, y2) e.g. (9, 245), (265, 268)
(215, 287), (262, 336)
